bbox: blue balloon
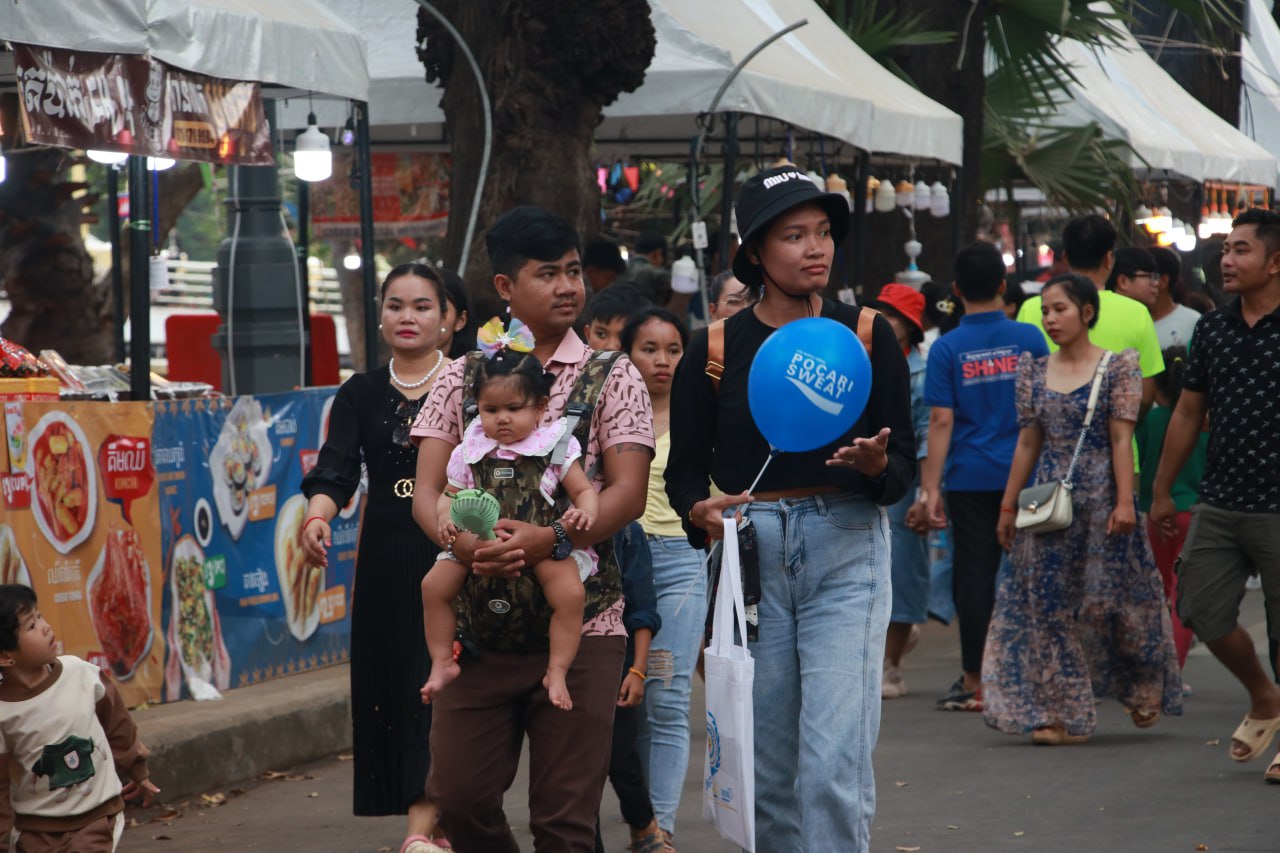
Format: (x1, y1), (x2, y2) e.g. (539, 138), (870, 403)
(747, 317), (873, 452)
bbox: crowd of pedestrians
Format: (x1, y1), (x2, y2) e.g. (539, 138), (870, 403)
(283, 174), (1280, 853)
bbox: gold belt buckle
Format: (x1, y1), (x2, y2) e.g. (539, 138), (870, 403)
(394, 478), (415, 498)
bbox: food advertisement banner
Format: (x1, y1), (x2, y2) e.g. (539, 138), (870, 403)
(311, 151), (450, 238)
(13, 44), (272, 165)
(0, 402), (164, 708)
(152, 390), (358, 701)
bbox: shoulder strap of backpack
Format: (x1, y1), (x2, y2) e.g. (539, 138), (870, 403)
(550, 350), (626, 475)
(857, 306), (878, 356)
(705, 319), (727, 392)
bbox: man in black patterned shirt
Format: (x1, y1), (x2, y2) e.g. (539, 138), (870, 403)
(1152, 208), (1280, 781)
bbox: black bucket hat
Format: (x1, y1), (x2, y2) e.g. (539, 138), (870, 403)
(731, 166), (851, 289)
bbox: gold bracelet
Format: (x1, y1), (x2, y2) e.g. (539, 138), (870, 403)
(628, 666), (647, 681)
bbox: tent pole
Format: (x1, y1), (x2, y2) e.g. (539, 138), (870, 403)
(718, 112), (739, 276)
(355, 100), (378, 371)
(297, 175), (313, 385)
(107, 165), (126, 363)
(127, 155), (151, 401)
(851, 152), (868, 298)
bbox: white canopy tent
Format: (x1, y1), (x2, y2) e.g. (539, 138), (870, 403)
(0, 0), (369, 100)
(1241, 0), (1280, 185)
(1050, 14), (1276, 185)
(281, 0), (962, 164)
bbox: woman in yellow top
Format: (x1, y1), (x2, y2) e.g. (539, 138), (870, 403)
(622, 305), (702, 850)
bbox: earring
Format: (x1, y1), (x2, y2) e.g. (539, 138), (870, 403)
(505, 304), (511, 315)
(378, 323), (383, 330)
(440, 327), (447, 334)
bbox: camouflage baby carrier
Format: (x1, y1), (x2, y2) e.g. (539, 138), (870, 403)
(454, 349), (626, 652)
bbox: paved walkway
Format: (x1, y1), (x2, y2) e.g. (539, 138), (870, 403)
(126, 593), (1278, 851)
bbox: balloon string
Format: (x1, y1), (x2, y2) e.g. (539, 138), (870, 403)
(746, 449), (778, 496)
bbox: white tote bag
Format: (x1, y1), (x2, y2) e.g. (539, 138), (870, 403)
(702, 516), (756, 851)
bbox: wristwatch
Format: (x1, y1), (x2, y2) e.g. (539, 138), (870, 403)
(550, 520), (574, 561)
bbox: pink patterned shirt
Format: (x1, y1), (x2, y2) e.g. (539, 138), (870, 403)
(412, 330), (655, 637)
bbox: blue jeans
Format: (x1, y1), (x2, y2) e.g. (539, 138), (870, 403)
(743, 493), (891, 852)
(637, 534), (708, 836)
(887, 487), (929, 624)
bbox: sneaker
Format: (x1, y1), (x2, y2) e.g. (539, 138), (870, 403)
(1247, 574), (1263, 591)
(936, 676), (983, 711)
(882, 664), (907, 699)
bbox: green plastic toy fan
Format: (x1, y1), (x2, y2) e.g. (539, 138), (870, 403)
(450, 489), (501, 540)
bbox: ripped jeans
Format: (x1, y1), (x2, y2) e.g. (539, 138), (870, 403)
(636, 534), (708, 837)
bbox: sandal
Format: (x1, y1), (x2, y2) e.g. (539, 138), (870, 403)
(1126, 708), (1162, 729)
(1230, 714), (1280, 762)
(628, 829), (666, 853)
(1266, 753), (1280, 784)
(401, 837), (449, 853)
(1030, 726), (1089, 745)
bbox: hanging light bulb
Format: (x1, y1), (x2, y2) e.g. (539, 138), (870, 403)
(929, 181), (950, 217)
(146, 156), (175, 171)
(342, 250), (362, 270)
(88, 150), (129, 165)
(866, 176), (880, 214)
(1175, 231), (1197, 252)
(341, 117), (356, 146)
(913, 181), (931, 211)
(894, 179), (914, 208)
(294, 112), (333, 183)
(874, 179), (896, 213)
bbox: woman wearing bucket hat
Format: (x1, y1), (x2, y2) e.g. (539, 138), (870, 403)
(666, 167), (917, 851)
(869, 284), (932, 701)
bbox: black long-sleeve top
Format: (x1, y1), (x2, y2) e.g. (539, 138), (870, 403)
(665, 300), (917, 548)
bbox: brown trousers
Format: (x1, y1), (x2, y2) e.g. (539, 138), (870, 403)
(15, 813), (122, 853)
(426, 635), (626, 852)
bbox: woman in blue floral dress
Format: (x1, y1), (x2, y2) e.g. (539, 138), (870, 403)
(986, 275), (1181, 744)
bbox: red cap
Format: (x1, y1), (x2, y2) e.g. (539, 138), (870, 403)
(873, 283), (926, 332)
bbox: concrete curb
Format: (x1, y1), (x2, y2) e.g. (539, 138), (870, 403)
(134, 664), (352, 802)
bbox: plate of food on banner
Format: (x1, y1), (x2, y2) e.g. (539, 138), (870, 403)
(86, 528), (154, 680)
(0, 524), (31, 586)
(29, 411), (97, 553)
(163, 535), (231, 701)
(275, 494), (323, 641)
(209, 397), (273, 540)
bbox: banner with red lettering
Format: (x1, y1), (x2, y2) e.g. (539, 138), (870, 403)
(0, 401), (164, 707)
(13, 44), (272, 165)
(311, 150), (450, 238)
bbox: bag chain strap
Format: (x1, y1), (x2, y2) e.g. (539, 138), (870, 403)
(1062, 351), (1113, 490)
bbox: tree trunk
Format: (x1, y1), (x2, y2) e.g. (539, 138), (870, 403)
(418, 1), (655, 312)
(855, 0), (984, 300)
(0, 92), (206, 364)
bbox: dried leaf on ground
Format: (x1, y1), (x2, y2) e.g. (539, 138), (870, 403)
(152, 835), (172, 841)
(200, 792), (227, 807)
(1014, 831), (1025, 837)
(947, 825), (959, 830)
(337, 753), (354, 761)
(285, 773), (314, 782)
(150, 808), (181, 823)
(307, 791), (319, 798)
(895, 847), (921, 852)
(1205, 739), (1220, 746)
(894, 780), (909, 787)
(1196, 845), (1209, 851)
(260, 770), (290, 780)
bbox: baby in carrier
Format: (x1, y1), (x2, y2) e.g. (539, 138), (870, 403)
(420, 320), (599, 710)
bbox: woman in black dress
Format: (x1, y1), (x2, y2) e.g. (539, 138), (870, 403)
(300, 263), (451, 852)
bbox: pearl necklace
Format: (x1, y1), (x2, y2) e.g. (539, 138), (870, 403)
(389, 351), (443, 389)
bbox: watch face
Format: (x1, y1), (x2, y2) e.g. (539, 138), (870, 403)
(552, 523), (573, 560)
